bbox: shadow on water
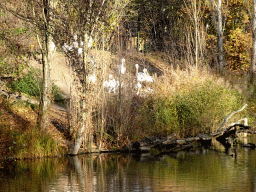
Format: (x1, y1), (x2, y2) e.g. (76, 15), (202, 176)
(1, 135), (256, 191)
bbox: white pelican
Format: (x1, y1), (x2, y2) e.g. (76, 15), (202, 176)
(135, 64), (154, 82)
(78, 48), (83, 56)
(103, 75), (120, 93)
(118, 58), (126, 74)
(62, 43), (73, 52)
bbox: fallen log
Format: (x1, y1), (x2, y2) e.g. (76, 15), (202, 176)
(242, 143), (256, 148)
(213, 123), (251, 145)
(216, 126), (236, 142)
(218, 104), (247, 132)
(128, 135), (211, 156)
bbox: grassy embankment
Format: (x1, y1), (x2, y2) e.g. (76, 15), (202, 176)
(0, 66), (67, 160)
(0, 50), (255, 159)
(88, 51), (252, 147)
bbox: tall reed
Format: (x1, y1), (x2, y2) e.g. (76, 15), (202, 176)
(83, 52), (245, 146)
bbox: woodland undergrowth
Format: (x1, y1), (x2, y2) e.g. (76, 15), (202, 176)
(80, 50), (250, 150)
(0, 50), (254, 156)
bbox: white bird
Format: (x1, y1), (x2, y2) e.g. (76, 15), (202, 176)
(62, 43), (73, 52)
(49, 41), (55, 53)
(103, 75), (120, 93)
(135, 64), (154, 96)
(117, 58), (126, 74)
(135, 64), (154, 82)
(78, 48), (83, 56)
(142, 68), (154, 82)
(134, 82), (142, 95)
(88, 73), (96, 83)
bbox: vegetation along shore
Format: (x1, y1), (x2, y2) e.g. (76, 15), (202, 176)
(1, 0), (256, 161)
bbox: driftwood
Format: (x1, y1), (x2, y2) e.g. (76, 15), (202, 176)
(127, 105), (252, 155)
(242, 143), (256, 148)
(211, 104), (250, 148)
(128, 135), (211, 156)
(218, 104), (247, 132)
(211, 123), (251, 147)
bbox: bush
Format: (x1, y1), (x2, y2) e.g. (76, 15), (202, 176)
(52, 84), (63, 100)
(7, 68), (63, 100)
(136, 80), (244, 138)
(8, 70), (41, 98)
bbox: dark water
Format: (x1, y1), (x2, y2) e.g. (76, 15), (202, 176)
(1, 136), (256, 192)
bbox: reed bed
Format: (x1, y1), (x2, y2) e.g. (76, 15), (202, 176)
(76, 51), (245, 149)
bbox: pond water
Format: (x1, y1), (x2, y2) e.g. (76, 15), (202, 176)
(1, 135), (256, 192)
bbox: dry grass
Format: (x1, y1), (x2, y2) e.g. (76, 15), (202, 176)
(74, 49), (245, 146)
(0, 49), (248, 155)
(0, 96), (68, 159)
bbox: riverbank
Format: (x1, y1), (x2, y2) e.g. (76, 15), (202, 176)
(0, 51), (256, 160)
(2, 137), (256, 191)
(0, 95), (69, 160)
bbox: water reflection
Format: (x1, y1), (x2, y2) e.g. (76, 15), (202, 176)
(1, 136), (256, 191)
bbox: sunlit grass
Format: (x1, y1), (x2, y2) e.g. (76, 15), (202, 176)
(81, 51), (246, 145)
(0, 50), (252, 154)
(0, 96), (66, 159)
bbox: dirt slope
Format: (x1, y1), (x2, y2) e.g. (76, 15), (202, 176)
(29, 53), (71, 98)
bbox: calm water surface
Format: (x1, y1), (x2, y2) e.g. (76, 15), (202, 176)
(1, 136), (256, 192)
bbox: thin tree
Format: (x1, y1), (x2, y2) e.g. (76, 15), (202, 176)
(184, 0), (205, 67)
(38, 0), (55, 130)
(0, 0), (54, 130)
(54, 0), (130, 155)
(252, 0), (256, 78)
(210, 0), (224, 71)
(217, 0), (224, 71)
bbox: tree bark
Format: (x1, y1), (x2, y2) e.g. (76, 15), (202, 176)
(251, 0), (256, 78)
(217, 0), (224, 71)
(38, 0), (53, 131)
(68, 96), (87, 155)
(217, 104), (247, 132)
(38, 47), (52, 130)
(193, 0), (199, 67)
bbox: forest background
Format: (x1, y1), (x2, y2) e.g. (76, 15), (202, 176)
(0, 0), (256, 159)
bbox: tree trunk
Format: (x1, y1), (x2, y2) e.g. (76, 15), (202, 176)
(68, 33), (88, 155)
(38, 49), (52, 130)
(193, 0), (199, 67)
(217, 0), (224, 71)
(68, 97), (87, 155)
(38, 0), (53, 131)
(251, 0), (256, 78)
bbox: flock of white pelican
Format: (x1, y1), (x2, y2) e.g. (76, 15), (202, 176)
(59, 34), (154, 96)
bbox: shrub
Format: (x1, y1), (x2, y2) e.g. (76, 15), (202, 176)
(7, 68), (63, 100)
(136, 79), (245, 138)
(52, 84), (63, 100)
(7, 70), (41, 98)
